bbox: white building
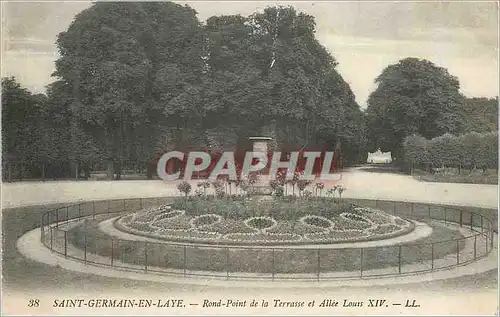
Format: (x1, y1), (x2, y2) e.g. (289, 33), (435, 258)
(367, 149), (392, 164)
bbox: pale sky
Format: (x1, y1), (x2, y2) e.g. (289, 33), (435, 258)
(2, 1), (499, 108)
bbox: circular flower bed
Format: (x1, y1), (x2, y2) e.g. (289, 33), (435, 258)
(116, 198), (415, 245)
(300, 215), (334, 230)
(244, 216), (277, 232)
(190, 214), (222, 228)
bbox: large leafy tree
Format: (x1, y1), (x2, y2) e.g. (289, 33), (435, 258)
(365, 58), (466, 159)
(52, 2), (204, 179)
(203, 7), (365, 165)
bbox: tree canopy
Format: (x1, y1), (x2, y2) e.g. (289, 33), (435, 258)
(365, 58), (467, 158)
(3, 3), (366, 179)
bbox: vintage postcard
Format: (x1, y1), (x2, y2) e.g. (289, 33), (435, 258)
(1, 1), (498, 316)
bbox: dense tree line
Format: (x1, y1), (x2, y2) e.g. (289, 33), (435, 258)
(3, 3), (496, 181)
(462, 97), (498, 133)
(403, 132), (498, 173)
(2, 3), (365, 180)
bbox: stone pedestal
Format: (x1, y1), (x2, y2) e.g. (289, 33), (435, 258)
(248, 136), (273, 196)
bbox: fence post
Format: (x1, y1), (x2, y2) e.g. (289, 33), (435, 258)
(226, 247), (230, 280)
(84, 234), (87, 264)
(144, 242), (148, 272)
(360, 248), (364, 278)
(485, 232), (488, 253)
(491, 227), (494, 250)
(140, 198), (143, 210)
(108, 200), (111, 215)
(444, 208), (447, 225)
(428, 205), (431, 218)
(183, 245), (187, 276)
(123, 199), (126, 212)
(393, 202), (396, 215)
(474, 235), (477, 260)
(470, 213), (473, 230)
(317, 248), (321, 281)
(459, 210), (463, 227)
(78, 204), (81, 219)
(56, 209), (59, 229)
(480, 216), (484, 234)
(456, 240), (459, 264)
(398, 245), (402, 274)
(64, 231), (67, 257)
(50, 227), (53, 250)
(40, 213), (44, 241)
(111, 239), (114, 267)
(66, 206), (69, 224)
(485, 234), (488, 253)
(92, 201), (96, 219)
(431, 243), (434, 270)
(272, 248), (275, 281)
(40, 213), (44, 242)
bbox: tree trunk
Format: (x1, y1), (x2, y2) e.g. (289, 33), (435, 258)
(146, 163), (154, 180)
(115, 161), (122, 180)
(75, 161), (79, 180)
(106, 161), (114, 180)
(8, 163), (12, 182)
(41, 163), (45, 182)
(83, 164), (90, 179)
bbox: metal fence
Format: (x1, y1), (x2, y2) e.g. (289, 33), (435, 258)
(40, 197), (496, 280)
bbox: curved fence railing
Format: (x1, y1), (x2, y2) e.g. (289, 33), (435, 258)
(40, 197), (496, 280)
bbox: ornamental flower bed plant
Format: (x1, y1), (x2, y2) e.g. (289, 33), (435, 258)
(209, 219), (256, 235)
(225, 233), (302, 242)
(300, 215), (334, 230)
(191, 214), (222, 228)
(340, 212), (371, 223)
(244, 216), (277, 232)
(266, 221), (325, 235)
(154, 210), (184, 222)
(177, 181), (192, 197)
(335, 217), (373, 230)
(154, 215), (192, 230)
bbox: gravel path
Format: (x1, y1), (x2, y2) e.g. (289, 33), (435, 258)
(3, 167), (498, 208)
